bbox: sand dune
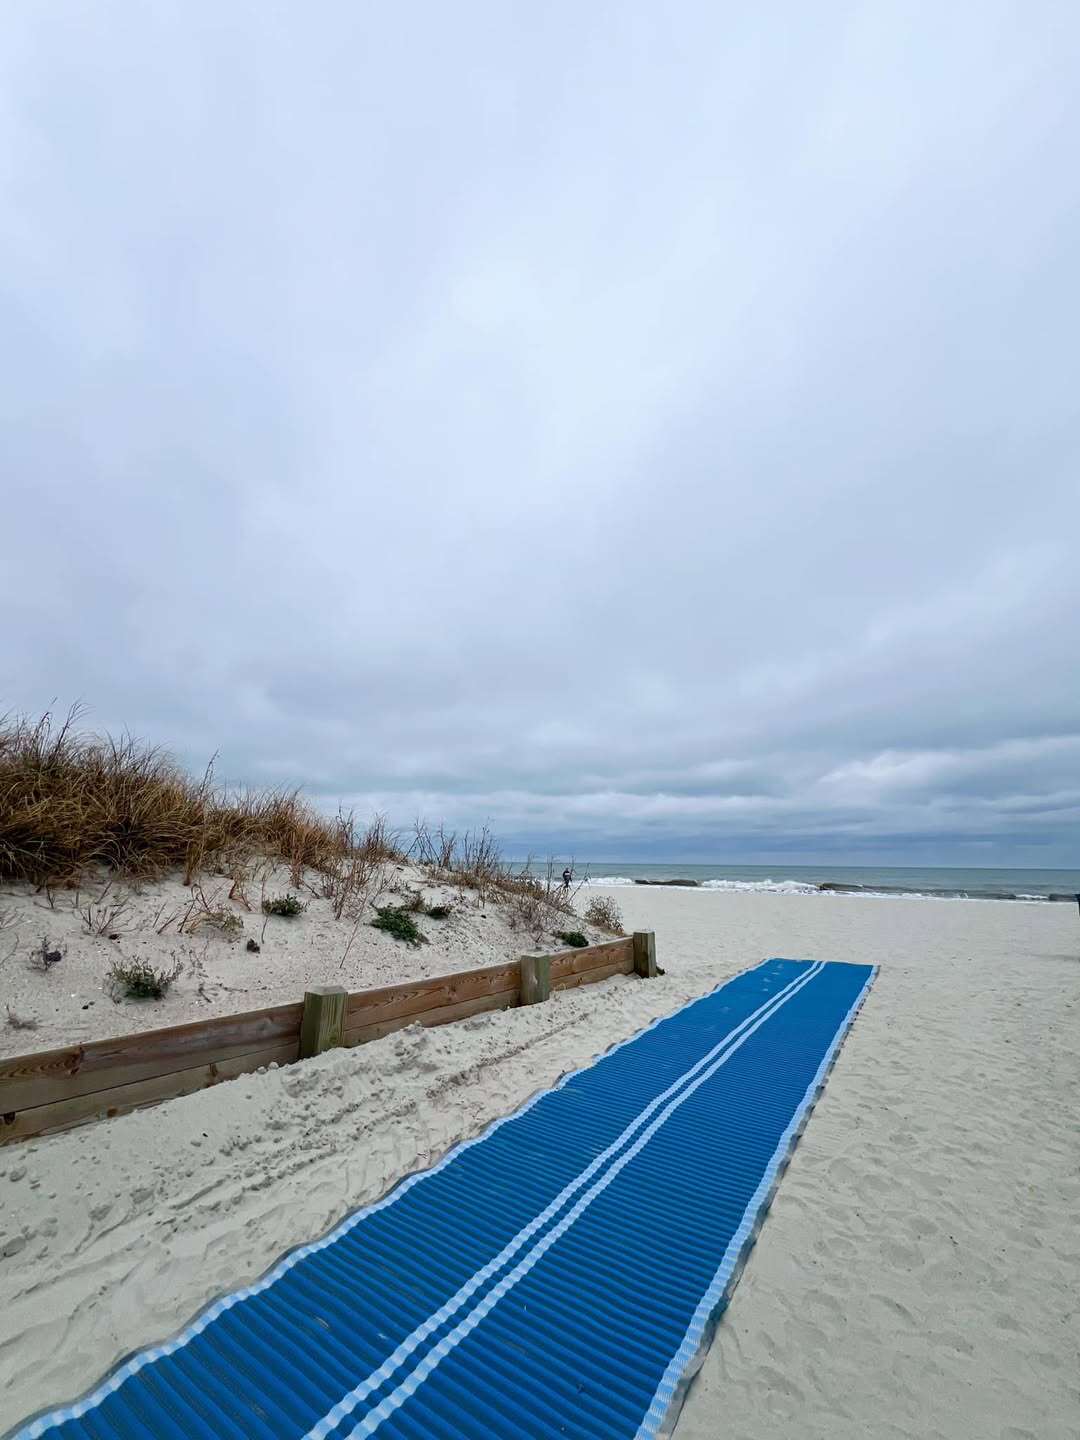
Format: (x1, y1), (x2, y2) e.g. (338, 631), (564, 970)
(0, 862), (608, 1057)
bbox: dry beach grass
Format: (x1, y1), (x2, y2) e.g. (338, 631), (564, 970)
(0, 708), (366, 890)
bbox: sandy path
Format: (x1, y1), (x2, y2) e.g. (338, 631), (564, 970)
(1, 889), (1077, 1437)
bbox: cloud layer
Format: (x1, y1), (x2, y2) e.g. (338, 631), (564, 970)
(2, 4), (1078, 864)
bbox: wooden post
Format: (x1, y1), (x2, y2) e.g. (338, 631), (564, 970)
(632, 931), (657, 979)
(300, 986), (347, 1058)
(519, 954), (551, 1006)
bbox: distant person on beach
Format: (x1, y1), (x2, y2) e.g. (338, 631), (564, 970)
(561, 866), (573, 892)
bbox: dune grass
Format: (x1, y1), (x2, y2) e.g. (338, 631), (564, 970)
(0, 711), (586, 948)
(406, 820), (578, 928)
(0, 708), (397, 889)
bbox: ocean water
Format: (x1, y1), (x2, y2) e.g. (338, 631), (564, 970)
(565, 863), (1080, 902)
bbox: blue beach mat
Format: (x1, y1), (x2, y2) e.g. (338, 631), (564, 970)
(12, 958), (875, 1440)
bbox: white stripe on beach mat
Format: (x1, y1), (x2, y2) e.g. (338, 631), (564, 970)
(317, 961), (826, 1440)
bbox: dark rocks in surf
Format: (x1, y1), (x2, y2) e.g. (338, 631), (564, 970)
(633, 878), (701, 887)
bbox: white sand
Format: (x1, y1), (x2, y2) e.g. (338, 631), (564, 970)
(0, 863), (609, 1056)
(1, 888), (1078, 1437)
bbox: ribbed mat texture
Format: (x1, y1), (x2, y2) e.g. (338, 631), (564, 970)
(13, 958), (875, 1440)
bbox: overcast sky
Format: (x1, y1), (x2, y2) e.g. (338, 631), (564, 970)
(2, 3), (1078, 867)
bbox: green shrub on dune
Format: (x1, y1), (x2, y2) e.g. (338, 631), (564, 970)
(372, 905), (427, 946)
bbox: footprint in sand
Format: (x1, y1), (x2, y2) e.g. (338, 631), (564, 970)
(879, 1238), (924, 1269)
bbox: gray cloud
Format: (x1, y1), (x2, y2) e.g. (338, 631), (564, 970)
(2, 3), (1078, 865)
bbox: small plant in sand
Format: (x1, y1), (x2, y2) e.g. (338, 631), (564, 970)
(408, 819), (458, 872)
(178, 883), (244, 939)
(27, 935), (65, 972)
(582, 895), (624, 934)
(78, 880), (132, 937)
(5, 1006), (38, 1031)
(107, 956), (183, 1001)
(371, 905), (427, 947)
(555, 929), (589, 948)
(197, 908), (244, 938)
(314, 813), (396, 921)
(396, 891), (452, 919)
(150, 899), (185, 935)
(261, 892), (306, 918)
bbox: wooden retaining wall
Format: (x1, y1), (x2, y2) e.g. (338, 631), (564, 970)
(0, 935), (651, 1144)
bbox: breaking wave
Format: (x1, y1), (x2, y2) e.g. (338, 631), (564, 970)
(580, 876), (1066, 902)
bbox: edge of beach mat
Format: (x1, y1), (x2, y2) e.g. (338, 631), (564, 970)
(646, 961), (879, 1439)
(7, 957), (798, 1440)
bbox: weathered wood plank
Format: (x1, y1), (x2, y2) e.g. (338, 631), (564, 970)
(300, 986), (347, 1059)
(548, 938), (634, 982)
(632, 930), (658, 978)
(343, 990), (517, 1048)
(345, 962), (520, 1025)
(552, 958), (635, 992)
(520, 954), (551, 1006)
(0, 1002), (303, 1113)
(0, 1041), (300, 1144)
